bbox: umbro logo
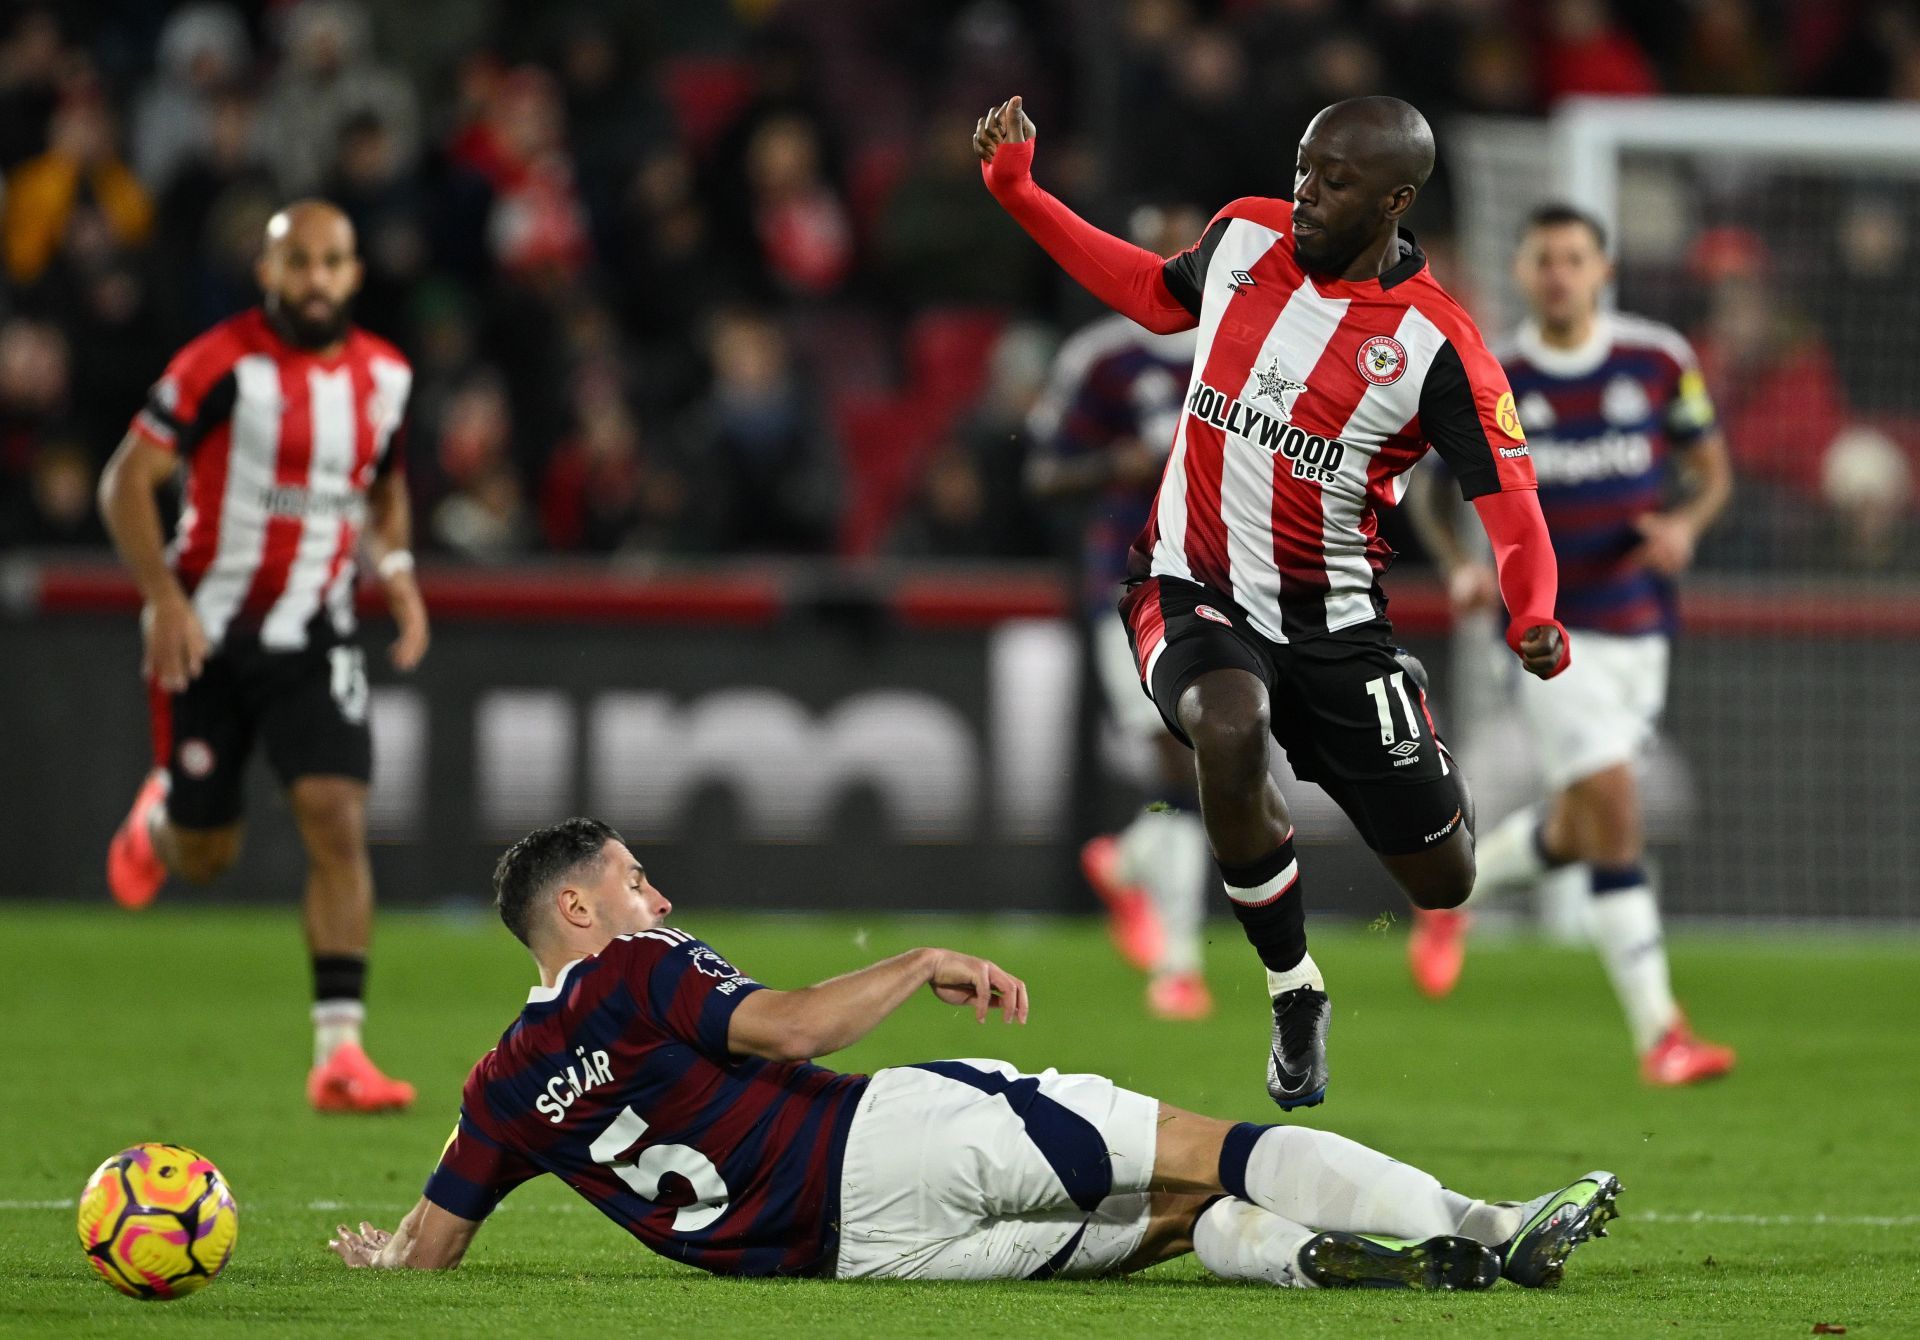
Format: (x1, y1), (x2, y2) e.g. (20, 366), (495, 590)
(1389, 741), (1420, 757)
(1229, 269), (1256, 289)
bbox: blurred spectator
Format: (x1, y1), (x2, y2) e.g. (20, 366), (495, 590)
(541, 361), (689, 553)
(1125, 25), (1268, 207)
(1815, 193), (1919, 415)
(613, 147), (740, 401)
(1538, 0), (1660, 102)
(679, 309), (839, 554)
(1688, 228), (1848, 496)
(0, 8), (71, 171)
(325, 110), (427, 339)
(427, 369), (531, 559)
(259, 0), (419, 196)
(743, 114), (854, 298)
(131, 4), (251, 194)
(3, 85), (152, 287)
(0, 316), (72, 546)
(447, 64), (592, 282)
(434, 461), (533, 561)
(8, 439), (104, 546)
(892, 321), (1054, 558)
(550, 13), (671, 245)
(1675, 0), (1781, 97)
(877, 120), (1034, 310)
(154, 88), (276, 335)
(1821, 425), (1915, 569)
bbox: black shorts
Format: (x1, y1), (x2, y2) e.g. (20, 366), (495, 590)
(1118, 575), (1468, 855)
(148, 637), (372, 829)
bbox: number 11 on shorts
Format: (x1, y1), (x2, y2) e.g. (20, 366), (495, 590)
(1365, 671), (1422, 746)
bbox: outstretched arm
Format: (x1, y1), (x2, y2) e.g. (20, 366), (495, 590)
(975, 96), (1196, 335)
(1472, 489), (1568, 678)
(727, 947), (1029, 1063)
(329, 1196), (481, 1271)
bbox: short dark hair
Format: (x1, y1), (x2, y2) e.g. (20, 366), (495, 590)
(1523, 203), (1608, 253)
(492, 818), (622, 946)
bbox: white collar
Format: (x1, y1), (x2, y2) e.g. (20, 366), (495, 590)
(527, 958), (584, 1004)
(1514, 313), (1613, 378)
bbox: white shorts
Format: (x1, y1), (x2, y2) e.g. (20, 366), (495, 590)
(1517, 631), (1669, 790)
(1094, 610), (1166, 738)
(834, 1059), (1160, 1281)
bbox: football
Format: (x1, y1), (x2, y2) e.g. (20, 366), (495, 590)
(76, 1144), (238, 1300)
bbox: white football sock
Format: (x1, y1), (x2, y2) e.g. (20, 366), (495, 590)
(1469, 805), (1552, 903)
(1192, 1197), (1315, 1287)
(313, 1000), (365, 1067)
(1265, 950), (1322, 998)
(1145, 809), (1209, 976)
(1234, 1125), (1454, 1241)
(1589, 882), (1679, 1053)
(1437, 1187), (1524, 1246)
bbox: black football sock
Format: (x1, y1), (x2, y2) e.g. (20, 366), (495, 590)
(1220, 836), (1307, 975)
(312, 954), (367, 1066)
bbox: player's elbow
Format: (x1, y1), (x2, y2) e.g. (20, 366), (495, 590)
(727, 993), (830, 1063)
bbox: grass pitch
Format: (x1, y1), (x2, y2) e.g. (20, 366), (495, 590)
(3, 903), (1916, 1338)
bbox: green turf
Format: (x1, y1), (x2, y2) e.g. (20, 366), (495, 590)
(4, 904), (1917, 1338)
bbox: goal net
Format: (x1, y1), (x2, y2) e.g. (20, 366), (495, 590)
(1447, 99), (1920, 925)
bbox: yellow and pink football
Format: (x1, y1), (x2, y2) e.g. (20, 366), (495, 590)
(76, 1144), (238, 1299)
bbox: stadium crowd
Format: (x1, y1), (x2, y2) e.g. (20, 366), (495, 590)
(3, 0), (1919, 568)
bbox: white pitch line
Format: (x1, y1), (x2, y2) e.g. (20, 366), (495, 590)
(6, 1200), (1916, 1227)
(1637, 1211), (1920, 1227)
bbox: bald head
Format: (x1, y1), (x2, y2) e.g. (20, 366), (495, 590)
(257, 198), (361, 350)
(1290, 97), (1434, 278)
(1308, 96), (1435, 191)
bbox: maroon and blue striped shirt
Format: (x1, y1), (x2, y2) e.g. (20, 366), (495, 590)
(424, 928), (869, 1277)
(1499, 313), (1718, 637)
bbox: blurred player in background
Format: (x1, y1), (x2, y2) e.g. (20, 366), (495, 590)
(328, 817), (1620, 1292)
(98, 201), (425, 1112)
(1026, 201), (1212, 1021)
(978, 95), (1569, 1110)
(1406, 204), (1736, 1086)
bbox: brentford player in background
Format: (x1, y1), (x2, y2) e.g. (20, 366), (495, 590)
(98, 201), (424, 1113)
(1407, 204), (1736, 1086)
(977, 95), (1569, 1111)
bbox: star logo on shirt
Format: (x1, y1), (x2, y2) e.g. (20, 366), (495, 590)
(1253, 360), (1307, 420)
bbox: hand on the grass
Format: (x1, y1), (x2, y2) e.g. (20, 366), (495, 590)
(329, 1220), (396, 1268)
(925, 949), (1029, 1024)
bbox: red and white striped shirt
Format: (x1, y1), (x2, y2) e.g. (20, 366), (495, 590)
(130, 309), (413, 651)
(1137, 197), (1535, 644)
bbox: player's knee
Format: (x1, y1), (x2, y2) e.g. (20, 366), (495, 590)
(1181, 695), (1270, 782)
(1399, 845), (1475, 910)
(172, 828), (242, 884)
(290, 780), (367, 868)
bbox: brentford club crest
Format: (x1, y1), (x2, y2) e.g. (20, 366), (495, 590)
(1357, 334), (1408, 385)
(178, 738), (216, 779)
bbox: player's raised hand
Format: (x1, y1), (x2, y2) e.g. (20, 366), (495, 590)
(382, 569), (430, 671)
(1629, 511), (1698, 577)
(141, 590), (209, 692)
(1517, 624), (1567, 679)
(973, 95), (1036, 164)
(328, 1220), (393, 1268)
(927, 949), (1029, 1024)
